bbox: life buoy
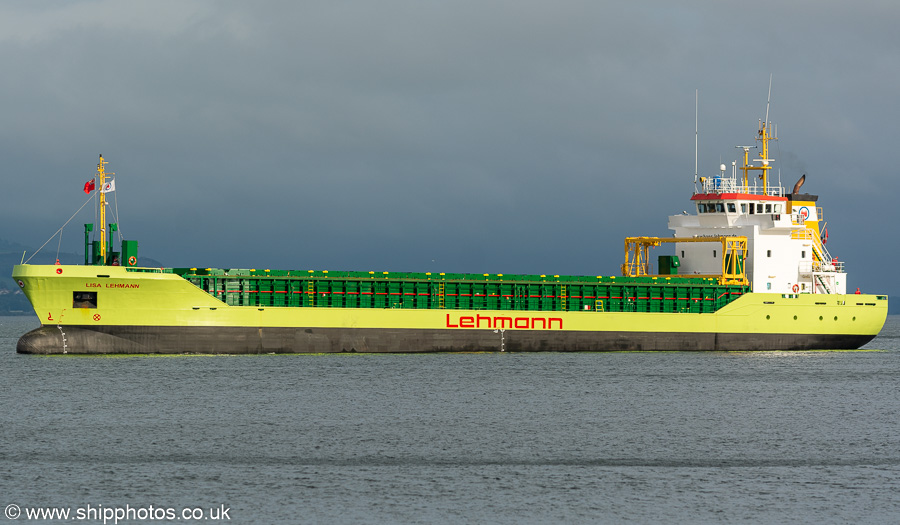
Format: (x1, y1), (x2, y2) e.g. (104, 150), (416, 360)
(128, 256), (137, 266)
(792, 284), (799, 293)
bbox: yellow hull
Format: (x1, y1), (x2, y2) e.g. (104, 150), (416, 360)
(12, 264), (888, 354)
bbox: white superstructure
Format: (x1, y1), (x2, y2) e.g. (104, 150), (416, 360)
(666, 120), (845, 295)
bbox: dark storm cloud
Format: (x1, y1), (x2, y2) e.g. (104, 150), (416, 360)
(2, 1), (898, 297)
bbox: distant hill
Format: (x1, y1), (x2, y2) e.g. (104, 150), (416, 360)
(1, 239), (162, 315)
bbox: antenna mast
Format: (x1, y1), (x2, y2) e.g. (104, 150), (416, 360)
(694, 89), (699, 191)
(737, 76), (778, 194)
(759, 74), (775, 193)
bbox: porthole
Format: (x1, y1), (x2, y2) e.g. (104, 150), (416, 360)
(793, 315), (798, 320)
(819, 315), (823, 321)
(834, 316), (838, 321)
(766, 315), (771, 320)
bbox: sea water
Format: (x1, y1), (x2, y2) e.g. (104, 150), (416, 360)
(1, 315), (898, 524)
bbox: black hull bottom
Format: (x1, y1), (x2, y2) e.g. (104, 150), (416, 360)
(16, 325), (877, 354)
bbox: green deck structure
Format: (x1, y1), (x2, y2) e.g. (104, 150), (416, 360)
(161, 268), (749, 314)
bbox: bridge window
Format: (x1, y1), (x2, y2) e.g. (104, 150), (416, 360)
(727, 203), (736, 213)
(741, 204), (747, 213)
(713, 250), (717, 258)
(767, 250), (772, 257)
(698, 203), (707, 213)
(802, 250), (806, 258)
(774, 204), (782, 213)
(715, 203), (725, 213)
(765, 204), (772, 213)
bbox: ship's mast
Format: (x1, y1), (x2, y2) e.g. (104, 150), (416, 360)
(760, 74), (774, 194)
(738, 146), (751, 190)
(694, 89), (699, 190)
(738, 121), (776, 194)
(97, 154), (108, 262)
(758, 120), (773, 193)
(738, 77), (777, 195)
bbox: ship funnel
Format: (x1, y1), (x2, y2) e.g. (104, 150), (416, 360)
(792, 174), (806, 194)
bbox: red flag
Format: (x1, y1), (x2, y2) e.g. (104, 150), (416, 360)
(84, 179), (95, 193)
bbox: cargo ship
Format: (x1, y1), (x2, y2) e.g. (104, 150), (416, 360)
(13, 115), (888, 354)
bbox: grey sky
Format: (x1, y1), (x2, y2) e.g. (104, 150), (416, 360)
(3, 1), (898, 301)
